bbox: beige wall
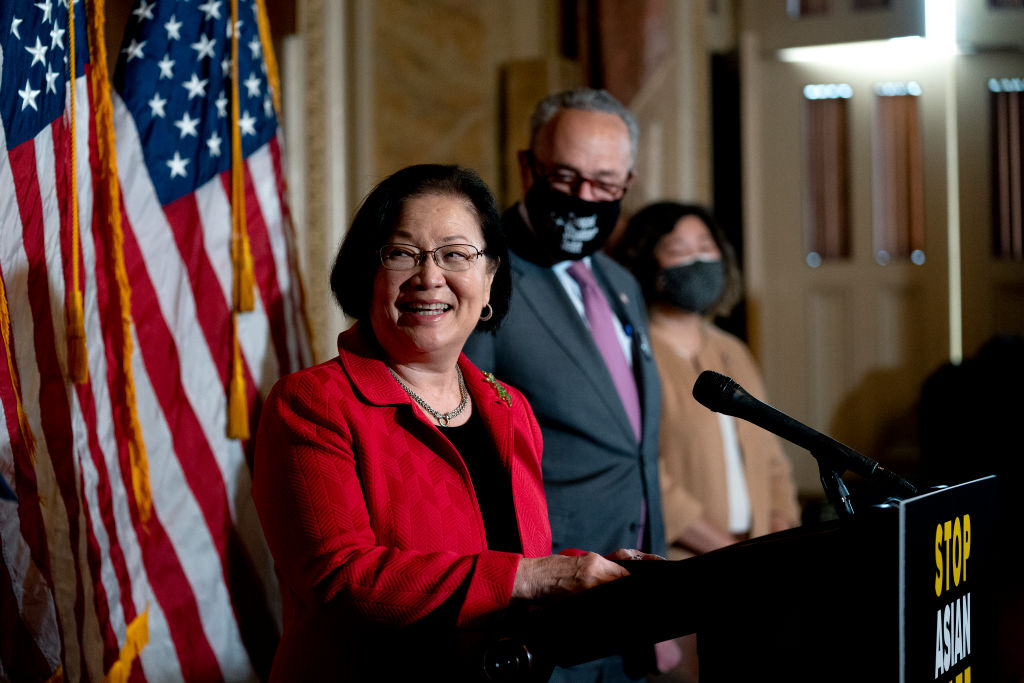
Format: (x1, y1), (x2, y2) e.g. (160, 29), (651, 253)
(289, 1), (572, 360)
(285, 0), (718, 361)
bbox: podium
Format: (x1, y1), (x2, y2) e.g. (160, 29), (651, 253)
(483, 476), (997, 683)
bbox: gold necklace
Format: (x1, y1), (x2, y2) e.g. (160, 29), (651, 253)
(388, 366), (468, 426)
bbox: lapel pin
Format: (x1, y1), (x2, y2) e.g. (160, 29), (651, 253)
(482, 372), (512, 407)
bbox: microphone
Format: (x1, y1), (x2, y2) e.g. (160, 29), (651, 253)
(692, 370), (917, 497)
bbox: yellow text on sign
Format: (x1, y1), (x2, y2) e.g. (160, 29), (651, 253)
(935, 515), (971, 598)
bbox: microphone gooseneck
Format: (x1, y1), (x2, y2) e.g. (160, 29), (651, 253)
(692, 370), (917, 500)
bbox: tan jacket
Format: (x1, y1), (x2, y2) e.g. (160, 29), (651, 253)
(650, 315), (800, 560)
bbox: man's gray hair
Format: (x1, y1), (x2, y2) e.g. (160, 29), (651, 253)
(528, 87), (639, 166)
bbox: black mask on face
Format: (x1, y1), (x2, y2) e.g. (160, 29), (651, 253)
(658, 259), (725, 314)
(522, 180), (621, 263)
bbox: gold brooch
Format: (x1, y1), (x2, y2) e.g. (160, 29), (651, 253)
(482, 372), (512, 406)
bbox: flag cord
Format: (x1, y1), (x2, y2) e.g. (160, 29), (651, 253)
(66, 0), (88, 384)
(254, 0), (316, 354)
(86, 0), (153, 525)
(227, 0), (251, 439)
(255, 0), (281, 116)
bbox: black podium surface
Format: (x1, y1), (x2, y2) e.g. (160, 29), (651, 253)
(483, 476), (996, 683)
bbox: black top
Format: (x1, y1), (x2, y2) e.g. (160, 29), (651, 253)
(439, 411), (522, 553)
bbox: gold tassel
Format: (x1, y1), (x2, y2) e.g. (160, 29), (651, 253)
(66, 289), (89, 384)
(232, 215), (255, 312)
(226, 317), (249, 439)
(103, 610), (149, 683)
(87, 0), (153, 523)
(66, 0), (88, 384)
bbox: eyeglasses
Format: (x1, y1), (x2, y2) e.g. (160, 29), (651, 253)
(527, 152), (632, 201)
(378, 243), (487, 272)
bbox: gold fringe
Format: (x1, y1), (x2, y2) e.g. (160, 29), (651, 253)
(230, 0), (255, 313)
(87, 0), (152, 522)
(226, 318), (249, 439)
(255, 0), (314, 360)
(102, 610), (149, 683)
(254, 0), (281, 116)
(0, 274), (37, 460)
(66, 0), (88, 384)
(44, 664), (64, 683)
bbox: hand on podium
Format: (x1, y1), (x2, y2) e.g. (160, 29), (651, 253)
(511, 549), (663, 601)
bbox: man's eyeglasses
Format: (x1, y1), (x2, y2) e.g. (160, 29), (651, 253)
(378, 243), (486, 272)
(527, 152), (632, 201)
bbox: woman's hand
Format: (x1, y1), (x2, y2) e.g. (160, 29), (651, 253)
(511, 552), (630, 601)
(605, 548), (664, 562)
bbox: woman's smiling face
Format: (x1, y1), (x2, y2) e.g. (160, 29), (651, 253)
(369, 193), (495, 365)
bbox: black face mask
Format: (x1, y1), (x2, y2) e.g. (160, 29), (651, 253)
(658, 259), (725, 314)
(522, 180), (621, 262)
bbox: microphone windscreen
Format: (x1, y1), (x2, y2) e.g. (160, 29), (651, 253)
(692, 370), (737, 412)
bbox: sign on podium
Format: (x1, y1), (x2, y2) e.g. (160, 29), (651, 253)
(483, 476), (996, 683)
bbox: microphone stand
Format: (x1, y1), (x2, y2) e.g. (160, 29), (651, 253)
(815, 453), (855, 518)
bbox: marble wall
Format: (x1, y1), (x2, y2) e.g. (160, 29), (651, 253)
(372, 0), (498, 187)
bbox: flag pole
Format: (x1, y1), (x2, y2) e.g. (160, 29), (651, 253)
(227, 0), (252, 439)
(66, 0), (88, 384)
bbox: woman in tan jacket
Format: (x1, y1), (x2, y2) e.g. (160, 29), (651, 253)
(613, 202), (800, 680)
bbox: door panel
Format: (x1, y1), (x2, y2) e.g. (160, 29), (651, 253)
(957, 52), (1024, 357)
(742, 45), (951, 496)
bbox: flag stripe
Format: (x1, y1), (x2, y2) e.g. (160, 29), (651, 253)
(122, 309), (220, 683)
(237, 155), (289, 384)
(119, 214), (246, 682)
(12, 162), (84, 683)
(62, 76), (128, 678)
(0, 547), (54, 682)
(73, 454), (118, 680)
(81, 96), (141, 659)
(42, 112), (95, 683)
(266, 135), (311, 368)
(0, 327), (58, 683)
(0, 137), (63, 683)
(114, 103), (270, 681)
(164, 192), (255, 391)
(0, 261), (51, 582)
(124, 212), (272, 678)
(2, 1), (310, 677)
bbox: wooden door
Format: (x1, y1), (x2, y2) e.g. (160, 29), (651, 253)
(957, 52), (1024, 357)
(741, 41), (954, 497)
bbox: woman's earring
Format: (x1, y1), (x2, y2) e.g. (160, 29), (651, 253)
(480, 303), (493, 321)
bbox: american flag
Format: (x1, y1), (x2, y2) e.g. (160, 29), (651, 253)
(1, 0), (311, 680)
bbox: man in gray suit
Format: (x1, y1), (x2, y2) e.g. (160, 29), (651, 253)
(464, 88), (670, 681)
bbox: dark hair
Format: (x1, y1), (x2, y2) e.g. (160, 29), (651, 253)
(330, 164), (510, 332)
(612, 202), (742, 318)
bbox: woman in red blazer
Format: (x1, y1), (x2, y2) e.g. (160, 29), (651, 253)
(253, 165), (645, 681)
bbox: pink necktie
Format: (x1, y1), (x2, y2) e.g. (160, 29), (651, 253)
(567, 261), (642, 442)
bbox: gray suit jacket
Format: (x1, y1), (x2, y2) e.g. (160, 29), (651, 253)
(464, 209), (665, 557)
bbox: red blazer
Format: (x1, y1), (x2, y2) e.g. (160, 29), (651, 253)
(252, 324), (551, 681)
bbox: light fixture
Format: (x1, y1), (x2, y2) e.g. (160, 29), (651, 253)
(777, 0), (957, 64)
